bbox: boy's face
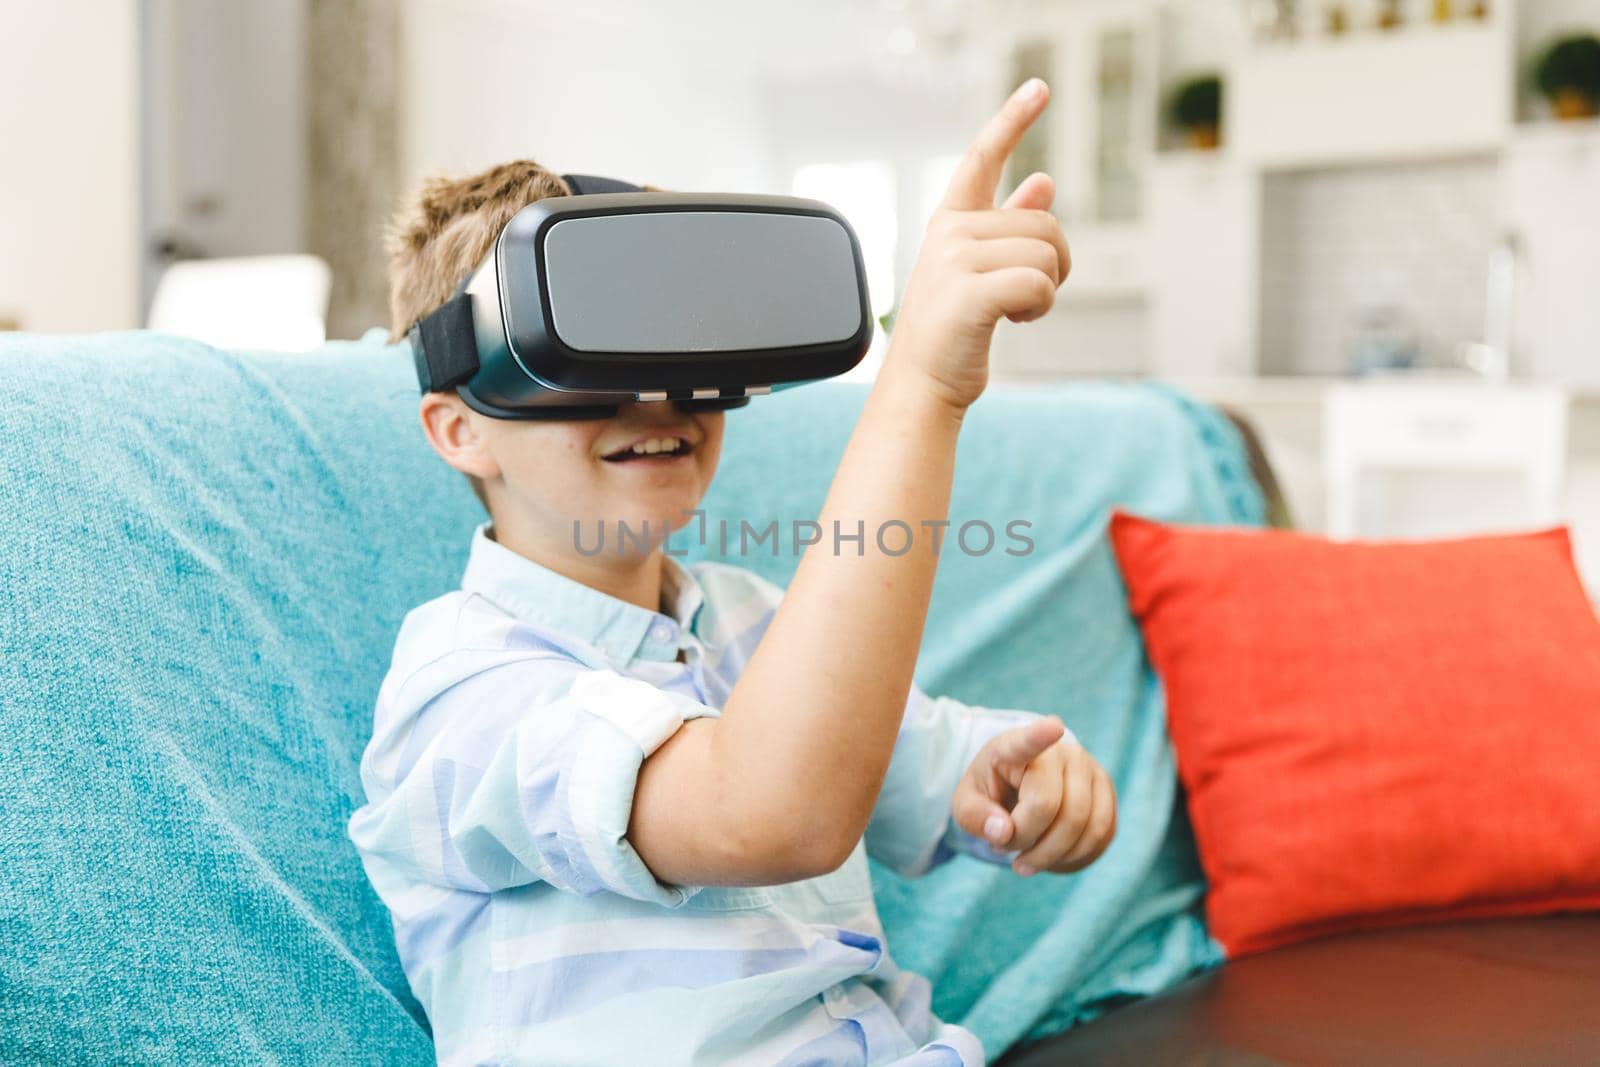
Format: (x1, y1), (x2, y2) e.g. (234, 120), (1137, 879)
(422, 394), (724, 563)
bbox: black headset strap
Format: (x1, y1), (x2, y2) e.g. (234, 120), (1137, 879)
(559, 172), (643, 196)
(408, 171), (642, 394)
(408, 291), (478, 393)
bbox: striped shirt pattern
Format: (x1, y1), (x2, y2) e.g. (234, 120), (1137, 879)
(348, 523), (1065, 1065)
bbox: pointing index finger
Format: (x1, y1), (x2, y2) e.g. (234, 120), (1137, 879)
(940, 78), (1050, 213)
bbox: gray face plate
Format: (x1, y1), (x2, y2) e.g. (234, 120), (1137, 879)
(542, 211), (864, 355)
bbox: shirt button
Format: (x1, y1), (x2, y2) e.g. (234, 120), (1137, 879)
(652, 622), (674, 642)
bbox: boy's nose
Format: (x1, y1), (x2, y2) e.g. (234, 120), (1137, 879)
(617, 398), (739, 420)
(618, 398), (679, 420)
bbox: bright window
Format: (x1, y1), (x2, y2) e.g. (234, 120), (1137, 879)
(791, 161), (897, 322)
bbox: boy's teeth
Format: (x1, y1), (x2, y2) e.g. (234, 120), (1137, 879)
(627, 437), (682, 456)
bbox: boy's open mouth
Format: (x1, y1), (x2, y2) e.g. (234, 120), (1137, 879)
(600, 434), (695, 463)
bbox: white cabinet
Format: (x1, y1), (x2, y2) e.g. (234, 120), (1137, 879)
(1323, 381), (1569, 539)
(1503, 122), (1600, 388)
(1146, 152), (1260, 379)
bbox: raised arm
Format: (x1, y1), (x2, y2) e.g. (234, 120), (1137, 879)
(630, 79), (1072, 887)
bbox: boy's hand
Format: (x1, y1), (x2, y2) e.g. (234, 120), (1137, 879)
(951, 718), (1117, 877)
(884, 77), (1070, 412)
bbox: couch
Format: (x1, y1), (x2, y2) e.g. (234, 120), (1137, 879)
(2, 330), (1595, 1065)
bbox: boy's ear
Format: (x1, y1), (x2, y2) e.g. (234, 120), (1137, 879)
(419, 392), (502, 482)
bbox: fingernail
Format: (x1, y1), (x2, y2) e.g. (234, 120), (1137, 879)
(1014, 862), (1036, 877)
(983, 814), (1007, 843)
(1021, 78), (1046, 100)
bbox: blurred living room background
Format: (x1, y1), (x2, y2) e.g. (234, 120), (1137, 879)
(4, 0), (1600, 594)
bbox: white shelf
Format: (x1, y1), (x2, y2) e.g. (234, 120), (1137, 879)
(1233, 20), (1513, 169)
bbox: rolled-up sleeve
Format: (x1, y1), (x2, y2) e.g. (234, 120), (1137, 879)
(348, 656), (717, 907)
(864, 685), (1076, 878)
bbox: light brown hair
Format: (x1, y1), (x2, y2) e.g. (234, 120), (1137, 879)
(385, 161), (578, 510)
(386, 160), (575, 345)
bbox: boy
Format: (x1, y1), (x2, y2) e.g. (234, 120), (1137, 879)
(349, 78), (1117, 1066)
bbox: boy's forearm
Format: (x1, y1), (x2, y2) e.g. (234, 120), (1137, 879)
(713, 361), (965, 867)
(629, 365), (967, 888)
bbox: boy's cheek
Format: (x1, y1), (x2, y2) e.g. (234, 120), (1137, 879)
(696, 439), (724, 481)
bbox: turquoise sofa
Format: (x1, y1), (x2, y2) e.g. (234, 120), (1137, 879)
(0, 331), (1264, 1063)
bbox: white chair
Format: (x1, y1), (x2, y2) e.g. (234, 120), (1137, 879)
(147, 254), (332, 352)
(1323, 380), (1569, 541)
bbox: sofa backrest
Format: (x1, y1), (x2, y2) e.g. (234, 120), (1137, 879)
(0, 331), (1262, 1062)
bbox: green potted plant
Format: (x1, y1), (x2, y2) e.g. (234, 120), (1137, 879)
(1534, 33), (1600, 121)
(1169, 74), (1223, 150)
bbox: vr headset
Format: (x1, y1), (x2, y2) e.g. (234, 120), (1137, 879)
(409, 173), (874, 420)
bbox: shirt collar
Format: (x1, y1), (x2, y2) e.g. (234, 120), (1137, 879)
(459, 522), (704, 666)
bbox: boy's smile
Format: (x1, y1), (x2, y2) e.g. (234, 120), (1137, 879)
(492, 402), (722, 534)
(597, 424), (701, 465)
(421, 391), (725, 602)
(582, 407), (719, 505)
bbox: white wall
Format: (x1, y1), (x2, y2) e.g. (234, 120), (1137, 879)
(0, 1), (141, 332)
(399, 1), (779, 198)
(397, 0), (994, 336)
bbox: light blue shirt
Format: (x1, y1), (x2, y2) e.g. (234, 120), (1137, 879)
(348, 523), (1069, 1065)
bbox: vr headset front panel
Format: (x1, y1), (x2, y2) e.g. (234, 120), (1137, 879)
(542, 210), (863, 356)
(498, 195), (870, 392)
(437, 191), (873, 419)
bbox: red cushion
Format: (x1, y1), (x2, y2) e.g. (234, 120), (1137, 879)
(1108, 510), (1600, 958)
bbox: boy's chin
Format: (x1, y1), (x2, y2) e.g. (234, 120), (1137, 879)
(599, 496), (706, 541)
